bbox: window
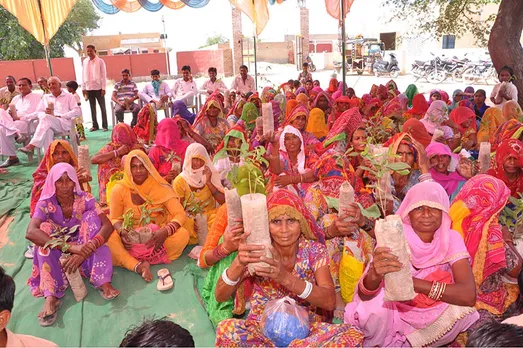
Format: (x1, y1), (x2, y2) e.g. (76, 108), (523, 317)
(442, 35), (456, 49)
(380, 32), (396, 51)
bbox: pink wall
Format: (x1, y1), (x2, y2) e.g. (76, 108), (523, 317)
(176, 50), (233, 77)
(0, 58), (76, 84)
(94, 53), (168, 81)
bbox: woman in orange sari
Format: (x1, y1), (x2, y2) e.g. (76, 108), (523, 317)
(450, 175), (522, 327)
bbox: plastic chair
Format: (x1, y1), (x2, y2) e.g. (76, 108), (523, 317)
(110, 99), (143, 126)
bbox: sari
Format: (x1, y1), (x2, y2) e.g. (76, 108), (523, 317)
(486, 139), (523, 198)
(426, 142), (466, 199)
(386, 80), (400, 96)
(477, 108), (504, 143)
(450, 107), (477, 134)
(30, 140), (89, 217)
(382, 95), (408, 120)
(193, 98), (230, 149)
(226, 99), (245, 126)
(216, 190), (364, 347)
(405, 84), (418, 108)
(502, 100), (523, 121)
(133, 104), (157, 144)
(29, 163), (113, 299)
(296, 93), (309, 108)
(332, 82), (348, 100)
(213, 125), (250, 182)
(172, 100), (195, 124)
(261, 87), (276, 103)
(402, 118), (432, 148)
(328, 95), (359, 127)
(449, 89), (463, 112)
(148, 118), (189, 177)
(403, 94), (428, 121)
(97, 124), (141, 205)
(238, 102), (258, 134)
(305, 108), (328, 140)
(286, 99), (299, 120)
(345, 182), (479, 347)
(420, 100), (450, 135)
(311, 91), (333, 110)
(285, 91), (296, 100)
(322, 108), (363, 154)
(327, 78), (338, 96)
(449, 175), (519, 318)
(282, 104), (319, 148)
(490, 119), (523, 150)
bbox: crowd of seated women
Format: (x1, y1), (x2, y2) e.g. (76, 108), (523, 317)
(20, 64), (523, 346)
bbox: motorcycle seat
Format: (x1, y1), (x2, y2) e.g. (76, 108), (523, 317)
(415, 60), (426, 65)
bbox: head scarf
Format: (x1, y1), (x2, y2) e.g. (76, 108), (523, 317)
(487, 139), (523, 197)
(426, 142), (465, 195)
(267, 189), (320, 241)
(154, 118), (189, 158)
(296, 93), (309, 108)
(440, 90), (450, 104)
(396, 181), (453, 269)
(421, 100), (449, 134)
(295, 87), (307, 96)
(428, 89), (441, 105)
(213, 124), (249, 162)
(450, 89), (463, 110)
(477, 107), (504, 143)
(405, 84), (418, 108)
(386, 80), (399, 95)
(324, 108), (362, 149)
(247, 93), (261, 107)
(226, 99), (245, 119)
(111, 123), (137, 148)
(384, 133), (419, 170)
(491, 119), (523, 150)
(369, 84), (379, 97)
(120, 150), (176, 204)
(286, 99), (299, 119)
(309, 86), (322, 101)
(332, 82), (348, 100)
(502, 100), (523, 121)
(402, 118), (432, 148)
(327, 78), (338, 94)
(239, 102), (258, 131)
(40, 163), (82, 200)
(449, 175), (510, 315)
(311, 91), (332, 110)
(407, 94), (429, 118)
(31, 140), (78, 216)
(285, 91), (296, 100)
(172, 100), (195, 124)
(271, 98), (283, 130)
(193, 97), (224, 128)
(449, 106), (477, 133)
(180, 143), (223, 192)
(362, 97), (382, 118)
(377, 85), (389, 101)
(458, 99), (474, 111)
(382, 95), (407, 119)
(280, 125), (306, 174)
(306, 108), (328, 139)
(282, 104), (308, 128)
(261, 87), (276, 103)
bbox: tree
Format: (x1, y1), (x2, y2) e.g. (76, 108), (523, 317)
(199, 33), (229, 49)
(0, 0), (100, 60)
(384, 0), (523, 107)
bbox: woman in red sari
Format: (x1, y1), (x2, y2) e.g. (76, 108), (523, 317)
(133, 104), (157, 144)
(403, 94), (429, 121)
(487, 139), (523, 198)
(281, 104), (320, 150)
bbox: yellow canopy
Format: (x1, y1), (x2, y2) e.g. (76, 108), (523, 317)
(229, 0), (269, 36)
(0, 0), (78, 45)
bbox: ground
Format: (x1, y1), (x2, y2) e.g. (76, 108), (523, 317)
(0, 69), (496, 346)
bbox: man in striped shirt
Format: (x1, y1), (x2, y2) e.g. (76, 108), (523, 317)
(112, 69), (140, 127)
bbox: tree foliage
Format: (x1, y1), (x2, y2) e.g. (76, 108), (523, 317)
(0, 0), (100, 60)
(199, 33), (228, 49)
(383, 0), (501, 47)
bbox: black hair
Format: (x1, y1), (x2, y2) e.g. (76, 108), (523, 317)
(499, 65), (516, 81)
(18, 77), (32, 86)
(305, 79), (313, 84)
(293, 80), (300, 88)
(120, 319), (194, 347)
(350, 127), (367, 142)
(121, 69), (130, 75)
(150, 69), (160, 76)
(475, 89), (487, 98)
(239, 64), (248, 71)
(5, 75), (16, 83)
(518, 269), (523, 293)
(313, 80), (320, 85)
(0, 267), (15, 313)
(288, 79), (294, 84)
(466, 320), (523, 347)
(66, 81), (79, 91)
(181, 65), (191, 72)
(245, 92), (253, 100)
(302, 62), (309, 68)
(208, 67), (217, 73)
(86, 44), (96, 50)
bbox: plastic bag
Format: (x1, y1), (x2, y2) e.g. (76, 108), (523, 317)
(339, 242), (365, 303)
(195, 214), (209, 246)
(262, 296), (310, 347)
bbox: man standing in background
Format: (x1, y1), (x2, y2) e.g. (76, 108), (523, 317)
(82, 45), (108, 132)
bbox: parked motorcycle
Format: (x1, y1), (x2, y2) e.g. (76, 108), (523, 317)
(461, 59), (498, 85)
(306, 56), (316, 72)
(373, 53), (400, 78)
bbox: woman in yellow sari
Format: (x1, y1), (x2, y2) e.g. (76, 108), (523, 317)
(477, 108), (504, 143)
(172, 143), (225, 244)
(107, 150), (190, 282)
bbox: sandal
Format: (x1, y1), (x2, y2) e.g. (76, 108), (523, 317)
(38, 299), (63, 327)
(157, 268), (174, 291)
(333, 307), (345, 323)
(97, 287), (120, 301)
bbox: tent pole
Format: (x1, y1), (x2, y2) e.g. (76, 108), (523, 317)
(341, 0), (346, 96)
(254, 35), (258, 91)
(37, 0), (53, 75)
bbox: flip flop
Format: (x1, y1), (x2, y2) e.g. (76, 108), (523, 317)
(157, 268), (174, 291)
(97, 287), (120, 301)
(38, 299), (63, 327)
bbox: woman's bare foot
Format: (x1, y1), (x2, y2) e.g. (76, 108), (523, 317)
(38, 296), (60, 318)
(334, 292), (346, 321)
(99, 282), (120, 300)
(136, 261), (153, 282)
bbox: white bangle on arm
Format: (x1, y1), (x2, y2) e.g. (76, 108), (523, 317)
(298, 280), (313, 299)
(221, 267), (240, 286)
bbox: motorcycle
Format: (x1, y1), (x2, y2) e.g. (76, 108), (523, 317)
(373, 53), (400, 78)
(306, 56), (316, 72)
(461, 59), (498, 85)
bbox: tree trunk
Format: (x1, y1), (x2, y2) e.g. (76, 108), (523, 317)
(488, 0), (523, 107)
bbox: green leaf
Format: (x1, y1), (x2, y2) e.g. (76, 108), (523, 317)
(357, 203), (381, 219)
(386, 162), (411, 171)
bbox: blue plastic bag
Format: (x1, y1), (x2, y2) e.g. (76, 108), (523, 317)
(261, 296), (310, 347)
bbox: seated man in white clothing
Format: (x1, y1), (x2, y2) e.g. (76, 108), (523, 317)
(199, 67), (228, 97)
(171, 65), (197, 106)
(139, 69), (171, 115)
(0, 78), (42, 167)
(19, 76), (81, 155)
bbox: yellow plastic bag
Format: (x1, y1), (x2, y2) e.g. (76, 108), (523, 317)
(339, 243), (365, 304)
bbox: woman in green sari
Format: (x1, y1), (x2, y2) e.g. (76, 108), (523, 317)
(405, 84), (419, 108)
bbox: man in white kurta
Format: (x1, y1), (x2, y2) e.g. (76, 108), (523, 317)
(199, 67), (228, 96)
(230, 65), (256, 97)
(139, 69), (171, 116)
(171, 65), (197, 106)
(19, 77), (81, 155)
(0, 78), (42, 167)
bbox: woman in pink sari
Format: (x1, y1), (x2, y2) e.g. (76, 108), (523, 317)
(345, 182), (479, 347)
(148, 118), (189, 183)
(426, 142), (468, 201)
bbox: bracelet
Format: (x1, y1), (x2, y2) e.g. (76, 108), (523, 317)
(113, 150), (118, 158)
(94, 235), (105, 248)
(61, 243), (71, 253)
(359, 279), (383, 297)
(428, 281), (447, 301)
(361, 218), (374, 232)
(221, 267), (240, 286)
(212, 244), (229, 260)
(300, 174), (304, 183)
(134, 261), (143, 274)
(298, 280), (313, 299)
(166, 223), (177, 237)
(436, 282), (447, 301)
(419, 173), (432, 182)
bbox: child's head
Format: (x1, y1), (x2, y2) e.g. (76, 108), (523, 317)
(302, 62), (309, 72)
(120, 319), (194, 347)
(499, 65), (515, 83)
(474, 89), (486, 106)
(66, 81), (79, 94)
(293, 80), (300, 89)
(466, 320), (523, 347)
